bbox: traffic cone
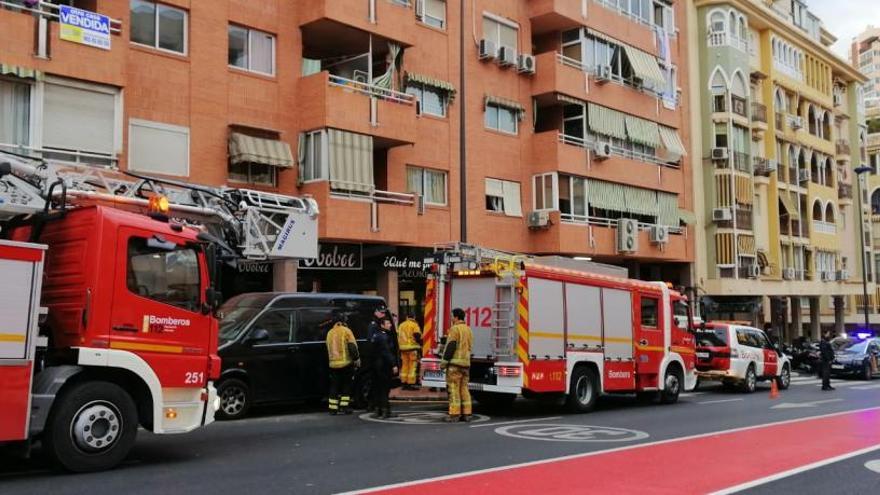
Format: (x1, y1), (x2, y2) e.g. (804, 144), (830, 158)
(769, 378), (779, 399)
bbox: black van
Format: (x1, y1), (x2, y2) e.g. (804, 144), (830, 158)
(215, 292), (387, 419)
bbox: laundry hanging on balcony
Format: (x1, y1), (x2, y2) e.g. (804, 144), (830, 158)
(372, 42), (402, 91)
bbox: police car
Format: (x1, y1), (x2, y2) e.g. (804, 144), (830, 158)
(694, 323), (792, 393)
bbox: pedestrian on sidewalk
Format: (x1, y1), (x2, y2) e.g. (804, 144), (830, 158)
(819, 330), (835, 391)
(366, 306), (389, 412)
(370, 317), (398, 419)
(397, 313), (422, 390)
(326, 314), (360, 415)
(442, 308), (473, 423)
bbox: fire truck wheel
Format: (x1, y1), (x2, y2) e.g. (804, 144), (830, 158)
(777, 364), (791, 390)
(473, 391), (516, 411)
(44, 381), (138, 473)
(566, 366), (598, 413)
(659, 366), (682, 404)
(741, 365), (757, 393)
(217, 379), (251, 420)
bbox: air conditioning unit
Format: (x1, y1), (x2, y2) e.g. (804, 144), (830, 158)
(650, 225), (669, 244)
(416, 194), (426, 215)
(479, 39), (497, 60)
(527, 210), (550, 229)
(748, 264), (761, 278)
(798, 169), (810, 182)
(712, 207), (732, 222)
(790, 116), (803, 129)
(617, 218), (639, 253)
(821, 271), (832, 282)
(594, 64), (612, 83)
(353, 70), (369, 84)
(711, 147), (729, 160)
(593, 142), (612, 160)
(783, 267), (796, 280)
(517, 53), (536, 74)
(497, 45), (517, 66)
(837, 270), (850, 281)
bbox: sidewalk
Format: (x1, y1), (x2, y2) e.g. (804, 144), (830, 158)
(389, 386), (447, 402)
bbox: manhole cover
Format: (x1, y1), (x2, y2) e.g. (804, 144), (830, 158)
(495, 424), (649, 443)
(359, 411), (490, 425)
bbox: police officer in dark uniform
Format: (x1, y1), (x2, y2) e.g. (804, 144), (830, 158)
(819, 331), (835, 391)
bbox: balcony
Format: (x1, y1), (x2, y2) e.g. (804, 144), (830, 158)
(751, 102), (768, 125)
(528, 0), (585, 35)
(838, 183), (853, 200)
(298, 0), (416, 46)
(732, 152), (751, 173)
(297, 71), (417, 144)
(731, 96), (748, 118)
(836, 140), (851, 155)
(812, 221), (837, 235)
(753, 156), (773, 177)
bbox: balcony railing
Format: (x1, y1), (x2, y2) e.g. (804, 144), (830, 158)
(751, 102), (767, 123)
(731, 95), (748, 118)
(560, 214), (684, 235)
(558, 133), (680, 169)
(328, 75), (415, 105)
(753, 156), (772, 176)
(839, 183), (853, 200)
(812, 221), (837, 234)
(736, 207), (753, 227)
(732, 151), (751, 172)
(836, 140), (851, 155)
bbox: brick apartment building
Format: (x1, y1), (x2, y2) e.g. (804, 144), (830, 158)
(0, 0), (693, 317)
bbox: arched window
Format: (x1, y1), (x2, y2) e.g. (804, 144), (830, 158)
(709, 11), (726, 33)
(731, 71), (748, 97)
(729, 12), (738, 37)
(825, 158), (835, 187)
(739, 17), (747, 40)
(812, 200), (823, 221)
(774, 87), (787, 113)
(808, 105), (817, 134)
(872, 189), (880, 215)
(825, 203), (835, 224)
(810, 152), (819, 183)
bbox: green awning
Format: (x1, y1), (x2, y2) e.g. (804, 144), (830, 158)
(406, 72), (456, 95)
(657, 193), (679, 226)
(588, 179), (626, 212)
(625, 116), (661, 148)
(778, 191), (800, 221)
(485, 95), (525, 113)
(0, 63), (40, 80)
(229, 132), (294, 168)
(622, 45), (666, 88)
(588, 103), (626, 140)
(678, 209), (697, 225)
(625, 186), (659, 217)
(659, 126), (687, 155)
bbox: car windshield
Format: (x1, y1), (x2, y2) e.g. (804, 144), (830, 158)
(837, 339), (868, 353)
(218, 294), (270, 343)
(696, 328), (728, 347)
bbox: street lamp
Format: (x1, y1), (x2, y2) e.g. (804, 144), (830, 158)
(854, 164), (873, 330)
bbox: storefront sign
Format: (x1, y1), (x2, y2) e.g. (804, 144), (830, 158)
(59, 6), (112, 50)
(237, 261), (272, 274)
(299, 243), (363, 270)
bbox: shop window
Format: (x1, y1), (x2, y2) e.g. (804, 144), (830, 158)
(485, 103), (518, 134)
(640, 296), (659, 328)
(485, 178), (522, 217)
(228, 25), (275, 76)
(126, 237), (200, 312)
(130, 0), (187, 54)
(407, 166), (447, 205)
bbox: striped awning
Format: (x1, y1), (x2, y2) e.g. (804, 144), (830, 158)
(228, 133), (294, 168)
(659, 126), (687, 155)
(679, 209), (696, 225)
(557, 93), (585, 106)
(328, 129), (374, 193)
(588, 103), (626, 140)
(757, 249), (769, 268)
(735, 176), (753, 205)
(657, 193), (679, 227)
(587, 179), (626, 212)
(406, 72), (456, 95)
(625, 116), (661, 148)
(625, 186), (659, 217)
(0, 63), (40, 80)
(716, 233), (735, 265)
(485, 95), (525, 113)
(737, 234), (756, 255)
(622, 45), (666, 88)
(778, 191), (800, 220)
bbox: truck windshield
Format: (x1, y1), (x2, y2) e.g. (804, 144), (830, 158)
(695, 329), (728, 347)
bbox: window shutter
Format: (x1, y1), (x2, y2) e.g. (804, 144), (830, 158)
(43, 82), (116, 155)
(130, 119), (189, 176)
(502, 181), (522, 217)
(328, 129), (374, 192)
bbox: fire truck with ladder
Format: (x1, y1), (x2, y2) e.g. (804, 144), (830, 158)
(0, 150), (318, 471)
(420, 244), (697, 411)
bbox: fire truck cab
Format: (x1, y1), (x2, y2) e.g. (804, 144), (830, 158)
(421, 247), (697, 411)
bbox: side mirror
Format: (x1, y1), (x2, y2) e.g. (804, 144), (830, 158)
(246, 328), (270, 344)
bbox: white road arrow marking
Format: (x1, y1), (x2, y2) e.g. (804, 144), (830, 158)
(771, 399), (843, 409)
(865, 460), (880, 474)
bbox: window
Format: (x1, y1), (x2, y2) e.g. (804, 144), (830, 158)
(533, 173), (557, 211)
(485, 103), (518, 134)
(228, 25), (275, 76)
(130, 0), (187, 54)
(0, 78), (30, 150)
(294, 308), (335, 343)
(406, 83), (448, 117)
(250, 310), (294, 344)
(483, 15), (518, 52)
(43, 79), (118, 166)
(129, 119), (189, 176)
(559, 175), (588, 220)
(418, 0), (446, 29)
(300, 130), (327, 182)
(406, 166), (447, 205)
(640, 296), (659, 328)
(485, 178), (522, 217)
(714, 122), (728, 148)
(228, 162), (276, 186)
(127, 237), (200, 312)
(563, 104), (586, 139)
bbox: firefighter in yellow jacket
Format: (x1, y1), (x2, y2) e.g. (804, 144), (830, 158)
(326, 314), (360, 415)
(441, 308), (473, 422)
(397, 313), (422, 390)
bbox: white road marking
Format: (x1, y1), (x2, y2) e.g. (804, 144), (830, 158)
(865, 460), (880, 474)
(470, 416), (563, 428)
(680, 392), (708, 397)
(698, 398), (745, 405)
(850, 384), (880, 390)
(710, 444), (880, 494)
(339, 406), (880, 495)
(771, 399), (843, 409)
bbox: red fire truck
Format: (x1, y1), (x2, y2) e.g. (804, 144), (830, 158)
(420, 245), (697, 411)
(0, 152), (318, 471)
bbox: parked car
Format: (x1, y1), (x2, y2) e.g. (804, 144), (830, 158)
(830, 337), (880, 380)
(694, 323), (792, 393)
(215, 292), (388, 419)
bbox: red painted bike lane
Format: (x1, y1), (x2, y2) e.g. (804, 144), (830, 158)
(362, 407), (880, 495)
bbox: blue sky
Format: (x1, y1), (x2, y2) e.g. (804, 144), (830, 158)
(807, 0), (878, 58)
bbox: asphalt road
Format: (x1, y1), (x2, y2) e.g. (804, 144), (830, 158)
(2, 372), (879, 494)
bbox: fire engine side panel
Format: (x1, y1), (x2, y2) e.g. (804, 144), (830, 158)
(564, 284), (602, 350)
(448, 277), (496, 357)
(528, 278), (565, 359)
(601, 288), (633, 360)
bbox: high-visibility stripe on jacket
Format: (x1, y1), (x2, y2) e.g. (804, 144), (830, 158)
(326, 323), (357, 369)
(398, 319), (422, 352)
(446, 323), (473, 368)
